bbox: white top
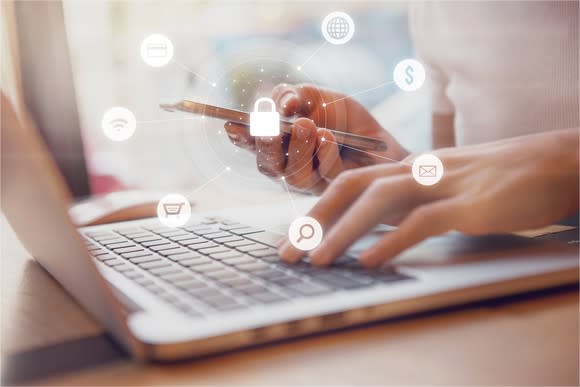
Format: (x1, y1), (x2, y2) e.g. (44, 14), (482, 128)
(409, 1), (579, 145)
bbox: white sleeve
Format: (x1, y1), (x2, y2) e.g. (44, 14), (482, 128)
(427, 63), (454, 115)
(408, 2), (455, 115)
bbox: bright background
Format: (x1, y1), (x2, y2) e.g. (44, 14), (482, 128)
(62, 1), (430, 195)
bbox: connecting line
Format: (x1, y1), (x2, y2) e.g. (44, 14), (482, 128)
(324, 80), (395, 106)
(323, 138), (412, 166)
(174, 59), (215, 86)
(280, 177), (299, 218)
(297, 41), (328, 70)
(137, 117), (202, 124)
(192, 167), (229, 195)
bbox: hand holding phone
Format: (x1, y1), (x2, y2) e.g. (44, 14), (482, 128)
(161, 84), (408, 194)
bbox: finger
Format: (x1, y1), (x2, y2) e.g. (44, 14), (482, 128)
(224, 122), (255, 151)
(272, 84), (324, 117)
(283, 118), (320, 190)
(316, 129), (345, 180)
(278, 163), (404, 263)
(359, 199), (463, 268)
(308, 175), (417, 266)
(255, 133), (286, 178)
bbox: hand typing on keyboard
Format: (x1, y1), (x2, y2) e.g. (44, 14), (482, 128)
(84, 217), (411, 317)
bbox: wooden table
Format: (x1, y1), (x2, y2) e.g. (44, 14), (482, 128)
(2, 190), (579, 385)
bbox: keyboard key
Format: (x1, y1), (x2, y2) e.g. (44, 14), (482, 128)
(105, 241), (135, 249)
(168, 233), (197, 242)
(160, 272), (194, 283)
(224, 239), (255, 248)
(186, 287), (224, 299)
(123, 231), (153, 239)
(134, 277), (154, 286)
(190, 262), (224, 273)
(121, 270), (142, 279)
(250, 291), (287, 304)
(133, 235), (163, 243)
(94, 254), (117, 261)
(248, 247), (278, 258)
(112, 246), (145, 254)
(197, 246), (230, 255)
(269, 276), (303, 286)
(144, 284), (167, 294)
(158, 247), (191, 256)
(202, 231), (232, 240)
(209, 250), (244, 260)
(244, 231), (284, 248)
(114, 227), (143, 235)
(178, 257), (214, 267)
(187, 241), (218, 250)
(120, 250), (154, 259)
(149, 266), (182, 276)
(213, 235), (243, 244)
(204, 269), (238, 280)
(221, 256), (256, 266)
(204, 295), (243, 310)
(313, 272), (373, 289)
(141, 239), (171, 248)
(167, 252), (203, 261)
(251, 268), (287, 280)
(191, 226), (222, 236)
(104, 259), (125, 267)
(218, 223), (245, 231)
(237, 284), (269, 295)
(129, 255), (162, 264)
(285, 282), (330, 296)
(112, 263), (134, 272)
(220, 276), (255, 288)
(236, 262), (270, 272)
(138, 261), (171, 270)
(229, 226), (264, 235)
(158, 230), (190, 238)
(176, 237), (203, 246)
(174, 279), (208, 290)
(149, 243), (180, 252)
(235, 243), (270, 253)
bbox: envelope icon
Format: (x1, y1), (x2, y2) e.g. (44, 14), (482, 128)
(418, 165), (437, 177)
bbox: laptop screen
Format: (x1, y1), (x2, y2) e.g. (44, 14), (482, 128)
(14, 1), (90, 199)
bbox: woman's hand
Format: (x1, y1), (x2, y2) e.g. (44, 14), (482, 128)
(278, 128), (580, 267)
(224, 84), (408, 194)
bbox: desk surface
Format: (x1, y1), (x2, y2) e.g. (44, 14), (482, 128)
(2, 190), (579, 385)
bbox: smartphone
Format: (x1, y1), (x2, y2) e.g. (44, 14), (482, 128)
(160, 100), (388, 152)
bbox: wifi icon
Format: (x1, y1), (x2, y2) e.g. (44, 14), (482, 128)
(101, 107), (136, 142)
(109, 118), (129, 132)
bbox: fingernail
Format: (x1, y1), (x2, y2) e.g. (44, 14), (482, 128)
(228, 133), (240, 140)
(279, 93), (295, 113)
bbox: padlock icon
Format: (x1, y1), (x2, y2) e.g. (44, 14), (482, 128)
(250, 97), (280, 137)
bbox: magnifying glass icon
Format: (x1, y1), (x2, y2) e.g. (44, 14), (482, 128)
(288, 216), (323, 251)
(296, 223), (315, 243)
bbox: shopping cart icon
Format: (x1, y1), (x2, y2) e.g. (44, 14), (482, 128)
(162, 202), (185, 217)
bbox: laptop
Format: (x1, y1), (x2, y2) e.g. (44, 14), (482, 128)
(3, 1), (578, 362)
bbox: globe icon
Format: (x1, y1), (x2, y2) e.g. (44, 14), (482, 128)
(326, 16), (350, 40)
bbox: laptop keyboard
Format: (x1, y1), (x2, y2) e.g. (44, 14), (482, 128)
(82, 217), (413, 318)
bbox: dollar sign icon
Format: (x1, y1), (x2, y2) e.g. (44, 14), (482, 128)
(405, 65), (414, 85)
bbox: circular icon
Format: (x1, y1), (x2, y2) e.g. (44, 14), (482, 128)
(393, 59), (426, 92)
(288, 216), (323, 251)
(321, 11), (355, 45)
(101, 107), (136, 142)
(156, 193), (192, 228)
(412, 154), (444, 186)
(140, 34), (174, 68)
